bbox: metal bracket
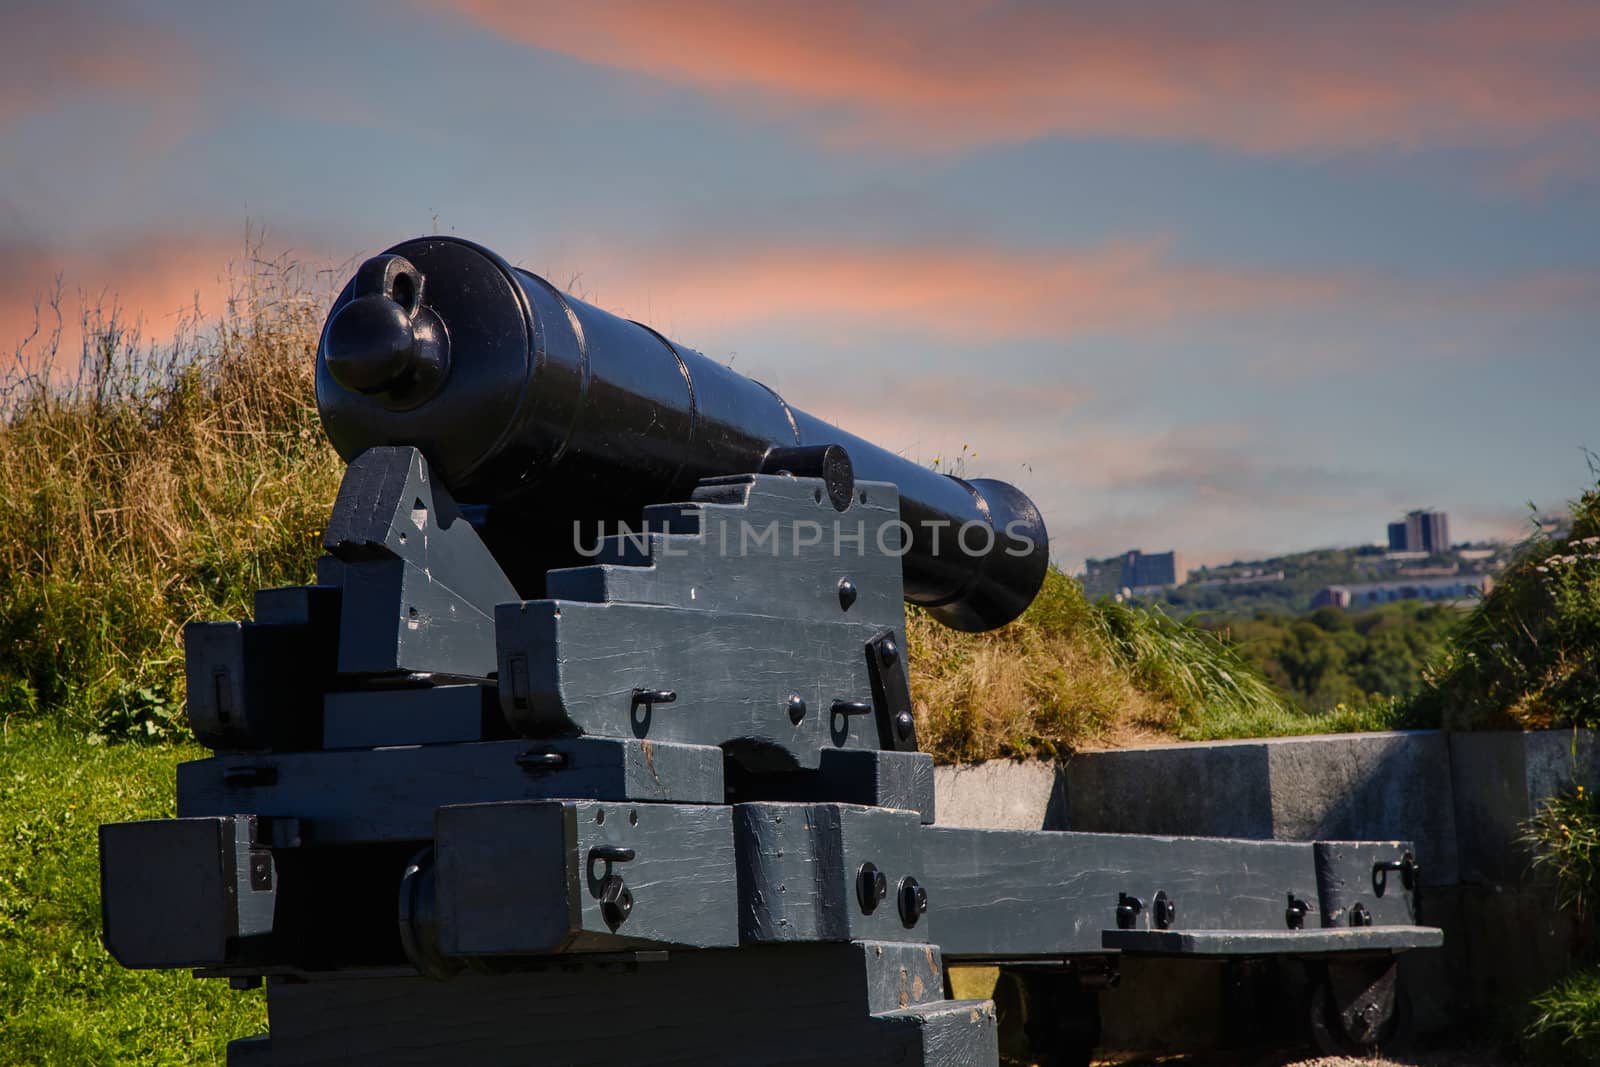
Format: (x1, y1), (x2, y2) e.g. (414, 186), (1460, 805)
(1372, 851), (1419, 897)
(865, 629), (917, 751)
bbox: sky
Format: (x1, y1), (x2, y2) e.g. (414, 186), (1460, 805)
(3, 0), (1598, 570)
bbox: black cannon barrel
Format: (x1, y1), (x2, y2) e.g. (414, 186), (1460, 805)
(315, 237), (1048, 631)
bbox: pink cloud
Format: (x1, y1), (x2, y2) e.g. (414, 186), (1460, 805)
(436, 0), (1600, 158)
(560, 237), (1373, 343)
(0, 234), (274, 375)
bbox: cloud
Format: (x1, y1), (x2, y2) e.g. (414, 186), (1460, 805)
(0, 233), (262, 373)
(553, 236), (1375, 343)
(436, 0), (1600, 159)
(1, 3), (202, 134)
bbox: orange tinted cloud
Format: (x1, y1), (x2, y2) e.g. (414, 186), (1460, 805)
(1, 3), (200, 132)
(571, 238), (1370, 341)
(439, 0), (1600, 155)
(0, 235), (252, 373)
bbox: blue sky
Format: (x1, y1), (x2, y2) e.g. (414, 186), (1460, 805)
(4, 0), (1598, 568)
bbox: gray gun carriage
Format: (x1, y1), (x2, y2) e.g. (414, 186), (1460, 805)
(99, 237), (1440, 1066)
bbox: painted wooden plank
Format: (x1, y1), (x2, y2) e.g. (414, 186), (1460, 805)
(321, 684), (499, 749)
(435, 800), (738, 956)
(99, 815), (274, 969)
(735, 803), (928, 944)
(548, 476), (907, 627)
(497, 601), (894, 768)
(177, 738), (723, 845)
(252, 942), (996, 1066)
(730, 748), (937, 823)
(1313, 840), (1421, 927)
(920, 827), (1321, 959)
(1102, 925), (1443, 956)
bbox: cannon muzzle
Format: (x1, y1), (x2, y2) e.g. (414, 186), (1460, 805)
(316, 237), (1048, 631)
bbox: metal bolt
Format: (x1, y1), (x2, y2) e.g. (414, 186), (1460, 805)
(837, 578), (858, 610)
(599, 875), (633, 928)
(856, 862), (889, 914)
(1152, 890), (1176, 930)
(516, 750), (567, 773)
(787, 693), (807, 724)
(897, 876), (928, 927)
(894, 710), (915, 741)
(877, 637), (898, 666)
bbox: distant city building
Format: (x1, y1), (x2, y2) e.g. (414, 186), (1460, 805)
(1312, 574), (1491, 609)
(1082, 549), (1187, 596)
(1386, 510), (1451, 554)
(1313, 586), (1353, 609)
(1190, 570), (1287, 589)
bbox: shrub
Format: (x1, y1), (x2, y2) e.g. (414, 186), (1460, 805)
(1520, 776), (1600, 1062)
(1413, 474), (1600, 731)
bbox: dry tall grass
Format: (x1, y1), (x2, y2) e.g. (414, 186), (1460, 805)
(0, 246), (343, 736)
(909, 567), (1301, 761)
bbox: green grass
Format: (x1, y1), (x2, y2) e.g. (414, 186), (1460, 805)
(0, 720), (264, 1064)
(1412, 473), (1600, 732)
(1525, 967), (1600, 1066)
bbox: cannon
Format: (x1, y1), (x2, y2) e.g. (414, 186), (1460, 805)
(99, 237), (1440, 1066)
(315, 237), (1047, 633)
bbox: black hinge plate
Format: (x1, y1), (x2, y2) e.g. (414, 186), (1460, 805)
(865, 629), (917, 752)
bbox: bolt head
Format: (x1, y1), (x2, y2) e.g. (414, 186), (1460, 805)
(837, 578), (858, 610)
(857, 863), (887, 914)
(894, 710), (915, 741)
(897, 877), (928, 926)
(878, 637), (898, 666)
(599, 876), (633, 927)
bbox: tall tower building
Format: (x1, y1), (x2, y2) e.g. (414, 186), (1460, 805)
(1389, 510), (1450, 553)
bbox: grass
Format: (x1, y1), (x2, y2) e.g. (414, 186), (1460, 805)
(906, 567), (1398, 762)
(1519, 779), (1600, 1061)
(0, 245), (342, 740)
(0, 719), (265, 1064)
(1411, 472), (1600, 732)
(1525, 967), (1600, 1066)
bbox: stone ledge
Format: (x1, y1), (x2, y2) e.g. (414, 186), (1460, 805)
(1061, 730), (1460, 886)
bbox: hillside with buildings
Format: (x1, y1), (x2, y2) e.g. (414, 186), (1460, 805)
(1078, 511), (1527, 712)
(1084, 510), (1514, 618)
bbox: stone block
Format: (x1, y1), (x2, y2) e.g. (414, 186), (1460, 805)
(1063, 738), (1274, 840)
(931, 759), (1064, 830)
(1063, 731), (1460, 886)
(1450, 729), (1599, 885)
